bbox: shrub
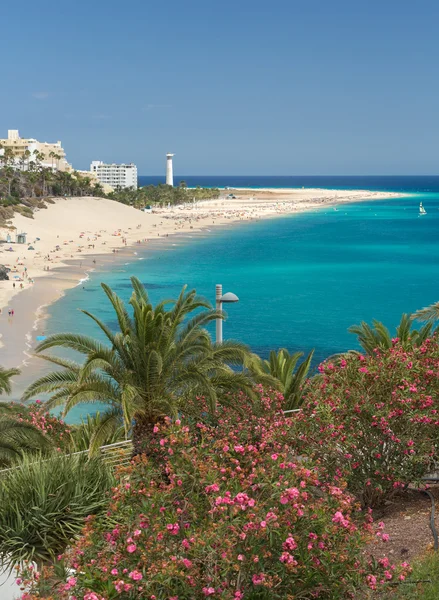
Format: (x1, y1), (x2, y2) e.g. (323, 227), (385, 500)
(14, 205), (34, 218)
(0, 453), (114, 571)
(295, 338), (439, 507)
(3, 401), (73, 452)
(20, 392), (406, 599)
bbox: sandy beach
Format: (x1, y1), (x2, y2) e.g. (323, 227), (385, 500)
(0, 187), (402, 384)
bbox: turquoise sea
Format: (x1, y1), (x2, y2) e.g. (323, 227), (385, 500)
(32, 176), (439, 420)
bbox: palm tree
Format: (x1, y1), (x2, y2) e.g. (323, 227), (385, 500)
(23, 278), (256, 453)
(248, 348), (314, 410)
(0, 367), (51, 467)
(348, 313), (434, 355)
(71, 411), (125, 452)
(0, 412), (51, 468)
(0, 366), (19, 395)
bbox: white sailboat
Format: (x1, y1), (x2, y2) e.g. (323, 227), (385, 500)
(419, 202), (427, 215)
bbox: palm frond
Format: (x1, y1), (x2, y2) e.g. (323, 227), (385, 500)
(413, 301), (439, 323)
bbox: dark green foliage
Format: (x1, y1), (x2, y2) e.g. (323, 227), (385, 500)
(349, 313), (434, 355)
(0, 454), (114, 571)
(23, 277), (256, 453)
(107, 183), (220, 208)
(248, 348), (314, 410)
(71, 411), (126, 452)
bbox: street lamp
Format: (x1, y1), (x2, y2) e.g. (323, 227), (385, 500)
(215, 284), (239, 343)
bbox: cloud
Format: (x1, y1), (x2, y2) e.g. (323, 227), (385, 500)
(32, 91), (49, 100)
(144, 104), (172, 111)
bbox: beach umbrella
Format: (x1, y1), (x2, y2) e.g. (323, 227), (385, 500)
(28, 246), (35, 250)
(36, 335), (46, 341)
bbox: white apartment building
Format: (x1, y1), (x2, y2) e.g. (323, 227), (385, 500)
(90, 161), (138, 190)
(0, 129), (72, 171)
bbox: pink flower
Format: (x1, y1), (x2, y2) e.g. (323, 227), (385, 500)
(279, 551), (298, 565)
(283, 536), (297, 551)
(166, 523), (180, 535)
(127, 543), (137, 553)
(202, 586), (216, 595)
(111, 568), (118, 575)
(271, 453), (279, 460)
(252, 573), (266, 585)
(129, 570), (143, 581)
(382, 533), (390, 542)
(332, 511), (349, 528)
(384, 570), (393, 580)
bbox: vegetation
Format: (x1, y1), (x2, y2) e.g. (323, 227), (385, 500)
(107, 180), (220, 208)
(5, 296), (439, 597)
(413, 300), (439, 323)
(380, 552), (439, 599)
(348, 313), (434, 355)
(248, 347), (314, 410)
(70, 411), (126, 452)
(0, 149), (218, 227)
(0, 368), (55, 467)
(0, 409), (50, 468)
(0, 366), (20, 395)
(0, 454), (114, 572)
(18, 392), (410, 599)
(23, 278), (258, 454)
(0, 147), (105, 225)
(295, 338), (439, 507)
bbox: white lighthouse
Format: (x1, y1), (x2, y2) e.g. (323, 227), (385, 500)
(166, 153), (174, 186)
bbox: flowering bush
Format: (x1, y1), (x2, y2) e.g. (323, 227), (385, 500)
(19, 391), (407, 599)
(4, 401), (73, 451)
(295, 339), (439, 507)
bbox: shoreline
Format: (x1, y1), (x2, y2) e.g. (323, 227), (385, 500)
(0, 187), (407, 394)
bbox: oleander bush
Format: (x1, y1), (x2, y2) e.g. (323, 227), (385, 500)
(295, 337), (439, 507)
(2, 400), (73, 452)
(19, 391), (408, 599)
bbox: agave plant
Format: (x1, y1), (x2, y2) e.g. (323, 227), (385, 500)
(248, 348), (314, 410)
(23, 278), (257, 453)
(0, 453), (114, 571)
(348, 313), (434, 355)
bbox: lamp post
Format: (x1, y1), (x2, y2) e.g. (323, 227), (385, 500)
(215, 284), (239, 343)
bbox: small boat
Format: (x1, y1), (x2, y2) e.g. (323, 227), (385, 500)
(419, 202), (427, 215)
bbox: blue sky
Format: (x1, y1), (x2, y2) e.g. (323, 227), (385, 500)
(1, 0), (438, 175)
